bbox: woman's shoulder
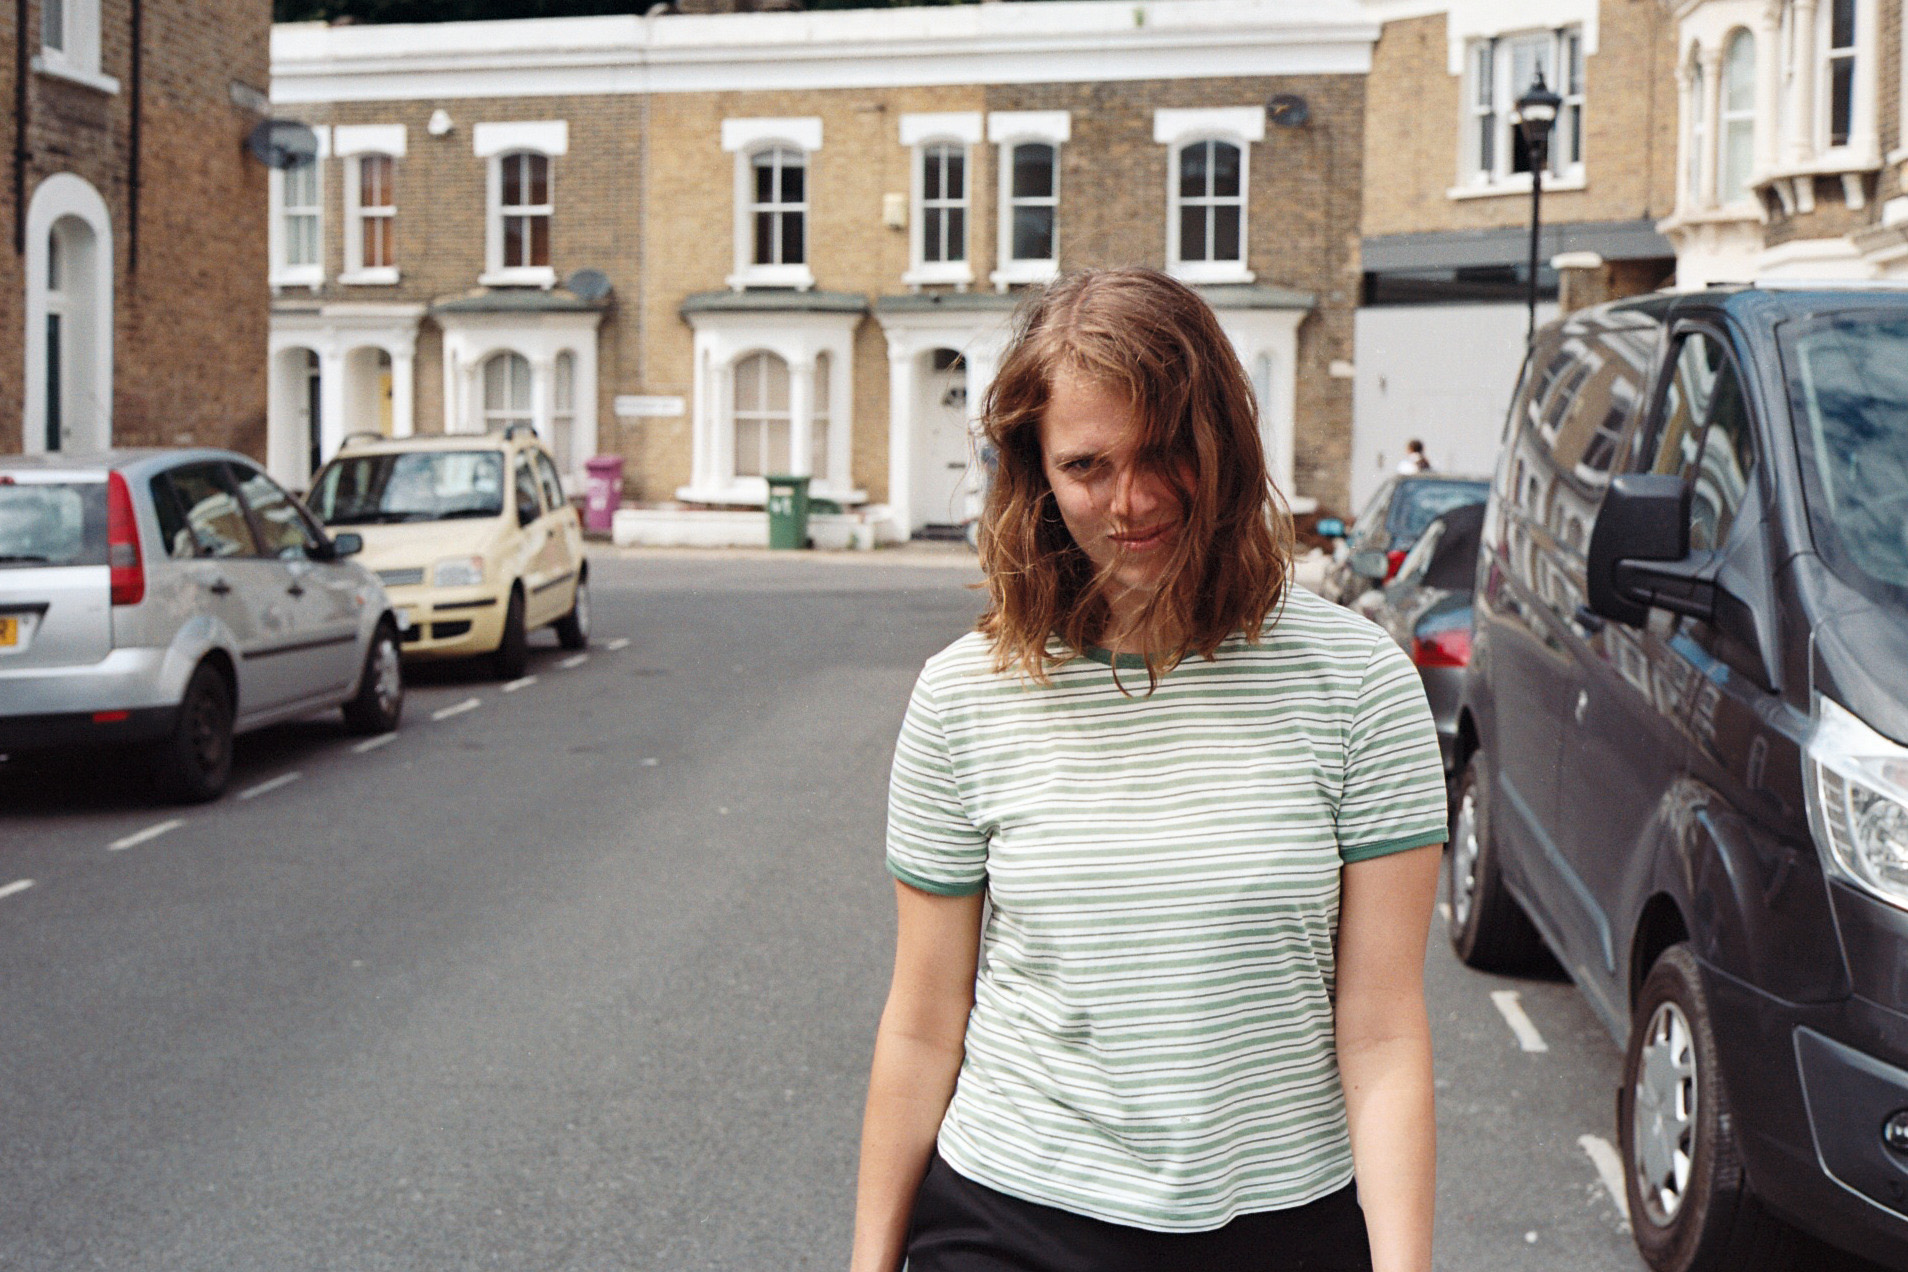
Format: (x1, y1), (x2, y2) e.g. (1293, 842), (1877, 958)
(1255, 581), (1388, 647)
(918, 630), (999, 689)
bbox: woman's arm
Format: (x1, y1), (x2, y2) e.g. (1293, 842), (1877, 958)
(1336, 842), (1443, 1272)
(849, 880), (986, 1272)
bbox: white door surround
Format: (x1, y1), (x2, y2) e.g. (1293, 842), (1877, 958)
(23, 173), (113, 455)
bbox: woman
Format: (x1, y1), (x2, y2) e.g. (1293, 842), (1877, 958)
(851, 269), (1446, 1272)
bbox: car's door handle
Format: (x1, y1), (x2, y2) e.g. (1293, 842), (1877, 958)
(206, 579), (232, 596)
(1573, 604), (1605, 635)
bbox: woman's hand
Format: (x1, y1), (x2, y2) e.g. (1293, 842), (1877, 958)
(848, 881), (985, 1272)
(1337, 842), (1443, 1272)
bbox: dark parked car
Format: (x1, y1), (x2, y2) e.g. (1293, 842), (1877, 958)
(1451, 286), (1908, 1271)
(1316, 472), (1490, 605)
(1360, 501), (1484, 775)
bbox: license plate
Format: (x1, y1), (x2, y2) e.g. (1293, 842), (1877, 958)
(0, 617), (15, 648)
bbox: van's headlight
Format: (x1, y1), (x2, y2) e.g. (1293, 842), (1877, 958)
(431, 556), (485, 588)
(1806, 694), (1908, 910)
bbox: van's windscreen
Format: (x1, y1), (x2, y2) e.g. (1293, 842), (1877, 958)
(1784, 314), (1908, 597)
(308, 452), (506, 525)
(0, 481), (107, 568)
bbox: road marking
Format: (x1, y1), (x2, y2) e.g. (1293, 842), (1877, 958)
(1579, 1135), (1631, 1227)
(0, 879), (34, 902)
(109, 818), (184, 851)
(1437, 901), (1452, 921)
(641, 757), (659, 766)
(352, 733), (397, 754)
(560, 653), (589, 669)
(432, 697), (482, 721)
(1490, 989), (1550, 1053)
(502, 675), (537, 693)
(238, 772), (304, 801)
(606, 638), (630, 651)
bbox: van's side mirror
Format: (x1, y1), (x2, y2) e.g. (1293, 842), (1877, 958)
(1587, 475), (1717, 626)
(330, 532), (363, 559)
(1316, 518), (1347, 539)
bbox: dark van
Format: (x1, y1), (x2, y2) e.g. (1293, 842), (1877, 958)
(1451, 286), (1908, 1272)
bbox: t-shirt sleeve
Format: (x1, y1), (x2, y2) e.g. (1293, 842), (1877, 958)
(886, 672), (989, 896)
(1336, 633), (1450, 864)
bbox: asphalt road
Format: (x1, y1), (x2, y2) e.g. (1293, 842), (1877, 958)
(2, 552), (1647, 1271)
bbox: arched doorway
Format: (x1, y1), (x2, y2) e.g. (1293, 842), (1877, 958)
(25, 175), (112, 454)
(912, 347), (972, 533)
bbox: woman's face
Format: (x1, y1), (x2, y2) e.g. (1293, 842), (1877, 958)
(1039, 371), (1187, 622)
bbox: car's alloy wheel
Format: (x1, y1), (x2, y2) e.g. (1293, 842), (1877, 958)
(555, 574), (590, 650)
(1632, 1000), (1698, 1227)
(1449, 779), (1482, 932)
(343, 623), (403, 735)
(1445, 753), (1546, 972)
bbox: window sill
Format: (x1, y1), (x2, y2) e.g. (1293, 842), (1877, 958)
(1168, 263), (1255, 285)
(1447, 171), (1587, 201)
(31, 55), (119, 95)
(903, 264), (974, 290)
(1657, 204), (1765, 234)
(270, 268), (324, 290)
(479, 267), (556, 289)
(339, 268), (401, 286)
(991, 262), (1059, 291)
(727, 266), (815, 292)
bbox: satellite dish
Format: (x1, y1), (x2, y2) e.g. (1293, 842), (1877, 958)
(1267, 93), (1311, 129)
(566, 268), (613, 302)
(247, 120), (320, 170)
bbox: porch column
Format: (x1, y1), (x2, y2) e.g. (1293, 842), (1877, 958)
(1756, 2), (1783, 175)
(1791, 0), (1820, 165)
(790, 359), (815, 478)
(1700, 45), (1726, 207)
(886, 343), (915, 535)
(531, 354), (556, 444)
(391, 346), (416, 438)
(318, 347), (349, 465)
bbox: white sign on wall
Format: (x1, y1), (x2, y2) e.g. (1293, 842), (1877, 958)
(614, 395), (686, 419)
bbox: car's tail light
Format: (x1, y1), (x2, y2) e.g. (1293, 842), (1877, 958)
(1412, 626), (1471, 669)
(106, 471), (145, 606)
(1385, 548), (1408, 582)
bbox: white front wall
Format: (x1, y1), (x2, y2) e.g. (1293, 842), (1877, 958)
(1350, 302), (1553, 513)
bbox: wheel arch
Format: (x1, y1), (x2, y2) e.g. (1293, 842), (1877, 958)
(1629, 892), (1690, 1013)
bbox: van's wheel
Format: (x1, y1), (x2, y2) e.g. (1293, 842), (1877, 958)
(1447, 752), (1548, 972)
(492, 586), (528, 680)
(150, 662), (234, 804)
(342, 620), (403, 735)
(1620, 945), (1801, 1272)
(554, 570), (590, 651)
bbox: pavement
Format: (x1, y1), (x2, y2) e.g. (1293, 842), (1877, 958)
(0, 552), (1659, 1270)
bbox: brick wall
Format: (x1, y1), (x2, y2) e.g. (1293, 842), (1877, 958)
(1, 0), (270, 455)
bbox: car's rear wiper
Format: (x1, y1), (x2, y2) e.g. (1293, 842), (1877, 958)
(0, 553), (53, 563)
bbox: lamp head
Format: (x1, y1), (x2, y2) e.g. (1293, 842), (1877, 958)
(1515, 71), (1563, 156)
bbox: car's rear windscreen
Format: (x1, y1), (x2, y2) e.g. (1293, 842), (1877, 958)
(1387, 479), (1490, 542)
(0, 480), (107, 568)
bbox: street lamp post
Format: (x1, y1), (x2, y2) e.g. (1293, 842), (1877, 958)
(1516, 72), (1563, 343)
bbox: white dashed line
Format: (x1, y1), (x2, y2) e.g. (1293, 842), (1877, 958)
(352, 733), (397, 754)
(432, 697), (482, 721)
(1437, 901), (1452, 921)
(560, 653), (589, 670)
(605, 638), (630, 651)
(502, 675), (537, 693)
(238, 772), (304, 801)
(109, 818), (184, 852)
(1490, 990), (1550, 1053)
(0, 879), (34, 902)
(1579, 1135), (1631, 1228)
(641, 757), (659, 766)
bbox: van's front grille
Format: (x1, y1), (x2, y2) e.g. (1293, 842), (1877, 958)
(376, 568), (425, 587)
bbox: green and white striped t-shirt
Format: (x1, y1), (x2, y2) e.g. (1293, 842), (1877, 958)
(885, 583), (1447, 1232)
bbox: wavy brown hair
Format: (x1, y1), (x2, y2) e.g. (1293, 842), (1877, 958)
(976, 267), (1294, 686)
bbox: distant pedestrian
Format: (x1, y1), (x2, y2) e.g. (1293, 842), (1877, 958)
(851, 268), (1447, 1272)
(1396, 439), (1432, 474)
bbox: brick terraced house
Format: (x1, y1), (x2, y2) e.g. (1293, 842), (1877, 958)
(3, 0), (271, 456)
(1350, 0), (1681, 510)
(267, 0), (1380, 538)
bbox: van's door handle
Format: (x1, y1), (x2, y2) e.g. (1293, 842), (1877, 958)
(206, 579), (232, 596)
(1573, 604), (1605, 635)
(286, 582), (306, 598)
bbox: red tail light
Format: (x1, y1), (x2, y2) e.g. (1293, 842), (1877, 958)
(1412, 626), (1472, 669)
(1384, 548), (1408, 582)
(106, 471), (145, 606)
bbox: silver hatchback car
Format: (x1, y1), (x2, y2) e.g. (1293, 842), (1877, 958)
(0, 449), (404, 802)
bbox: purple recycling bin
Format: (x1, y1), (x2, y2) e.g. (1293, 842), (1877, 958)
(583, 455), (625, 533)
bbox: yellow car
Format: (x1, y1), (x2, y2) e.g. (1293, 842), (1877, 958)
(306, 427), (588, 679)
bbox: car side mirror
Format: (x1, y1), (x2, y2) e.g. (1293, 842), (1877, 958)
(1316, 517), (1347, 539)
(1587, 474), (1717, 627)
(1349, 548), (1390, 580)
(330, 532), (363, 559)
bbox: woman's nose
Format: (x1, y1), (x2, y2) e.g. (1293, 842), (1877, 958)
(1112, 466), (1165, 519)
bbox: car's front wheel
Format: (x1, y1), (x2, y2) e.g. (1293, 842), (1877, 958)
(554, 571), (589, 650)
(491, 586), (528, 680)
(149, 662), (234, 804)
(1447, 752), (1547, 972)
(1620, 944), (1800, 1272)
(342, 620), (403, 735)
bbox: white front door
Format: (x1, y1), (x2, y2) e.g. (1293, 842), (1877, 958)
(913, 360), (974, 531)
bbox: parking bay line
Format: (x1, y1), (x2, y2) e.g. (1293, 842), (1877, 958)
(1489, 989), (1550, 1053)
(352, 733), (397, 755)
(433, 697), (482, 721)
(0, 879), (34, 902)
(109, 818), (185, 852)
(605, 638), (630, 651)
(238, 772), (304, 802)
(501, 675), (537, 693)
(559, 653), (589, 670)
(1579, 1135), (1631, 1227)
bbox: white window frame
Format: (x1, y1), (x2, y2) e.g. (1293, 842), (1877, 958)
(269, 126), (330, 290)
(1685, 53), (1708, 206)
(723, 117), (821, 291)
(33, 0), (117, 94)
(1819, 0), (1862, 154)
(336, 124), (406, 286)
(1154, 108), (1262, 285)
(475, 121), (567, 289)
(483, 351), (534, 433)
(1456, 28), (1589, 195)
(901, 112), (981, 289)
(988, 111), (1069, 290)
(1719, 29), (1758, 206)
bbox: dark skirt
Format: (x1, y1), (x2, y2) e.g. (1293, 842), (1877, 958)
(904, 1151), (1375, 1272)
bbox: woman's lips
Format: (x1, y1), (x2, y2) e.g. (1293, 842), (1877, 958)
(1111, 524), (1173, 552)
